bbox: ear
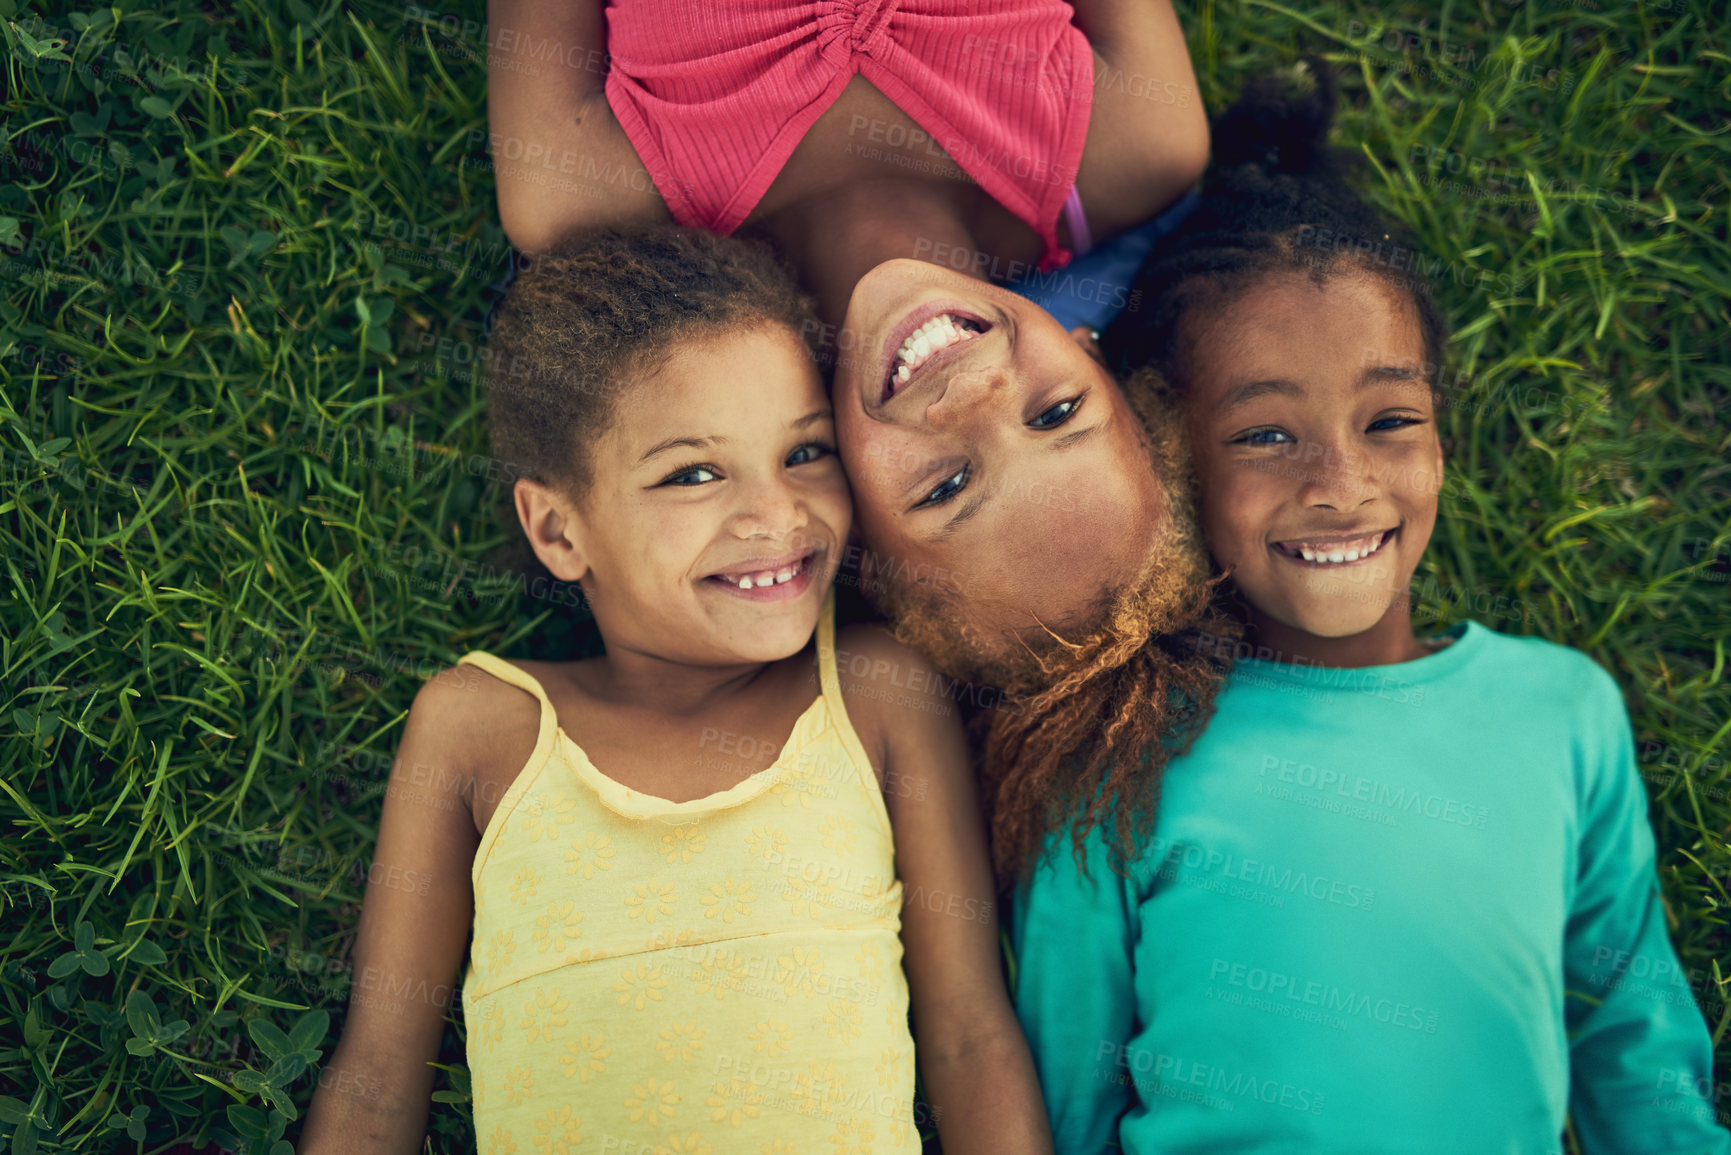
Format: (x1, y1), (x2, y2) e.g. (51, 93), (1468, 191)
(514, 477), (591, 583)
(1068, 325), (1106, 368)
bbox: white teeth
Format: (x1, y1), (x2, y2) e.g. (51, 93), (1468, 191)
(893, 313), (980, 381)
(729, 566), (798, 590)
(1287, 534), (1387, 565)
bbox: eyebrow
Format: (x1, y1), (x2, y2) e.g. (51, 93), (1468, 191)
(1217, 365), (1424, 412)
(638, 408), (832, 464)
(930, 422), (1103, 541)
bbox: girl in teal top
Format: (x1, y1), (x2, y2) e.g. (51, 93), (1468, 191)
(1008, 66), (1731, 1154)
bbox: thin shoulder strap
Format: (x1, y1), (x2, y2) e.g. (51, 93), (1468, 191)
(814, 588), (844, 709)
(456, 651), (557, 760)
(811, 587), (896, 840)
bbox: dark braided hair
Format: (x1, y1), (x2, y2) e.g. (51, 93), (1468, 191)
(1101, 61), (1449, 388)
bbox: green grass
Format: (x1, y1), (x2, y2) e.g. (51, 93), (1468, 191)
(1, 0), (1726, 1150)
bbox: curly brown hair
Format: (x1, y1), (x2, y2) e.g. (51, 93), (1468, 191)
(485, 225), (819, 500)
(867, 369), (1240, 887)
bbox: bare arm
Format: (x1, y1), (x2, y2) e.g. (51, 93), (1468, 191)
(486, 0), (670, 253)
(839, 626), (1053, 1154)
(1067, 0), (1210, 240)
(296, 669), (485, 1154)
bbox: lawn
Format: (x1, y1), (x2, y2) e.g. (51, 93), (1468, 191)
(0, 0), (1726, 1150)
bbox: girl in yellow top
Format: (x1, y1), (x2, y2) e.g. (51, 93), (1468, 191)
(300, 225), (1052, 1155)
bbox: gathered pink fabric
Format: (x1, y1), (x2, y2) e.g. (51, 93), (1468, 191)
(603, 0), (1095, 271)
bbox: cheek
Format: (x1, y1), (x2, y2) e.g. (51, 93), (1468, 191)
(840, 430), (922, 520)
(616, 497), (702, 576)
(806, 467), (855, 545)
(1196, 453), (1268, 558)
(1389, 441), (1444, 506)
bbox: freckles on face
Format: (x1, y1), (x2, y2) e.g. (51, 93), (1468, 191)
(1184, 271), (1443, 638)
(846, 382), (1170, 639)
(832, 257), (1180, 640)
(575, 325), (852, 663)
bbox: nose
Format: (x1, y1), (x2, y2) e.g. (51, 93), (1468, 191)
(728, 473), (808, 542)
(1297, 437), (1379, 511)
(923, 361), (1012, 432)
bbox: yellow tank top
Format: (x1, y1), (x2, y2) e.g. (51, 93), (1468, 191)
(458, 594), (919, 1155)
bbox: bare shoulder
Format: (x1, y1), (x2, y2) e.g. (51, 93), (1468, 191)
(403, 662), (542, 820)
(832, 624), (963, 763)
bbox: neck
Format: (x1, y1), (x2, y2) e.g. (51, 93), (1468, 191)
(583, 644), (774, 717)
(1244, 597), (1433, 670)
(754, 179), (987, 328)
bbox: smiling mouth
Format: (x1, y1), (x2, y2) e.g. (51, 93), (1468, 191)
(882, 310), (991, 403)
(705, 550), (816, 591)
(1271, 528), (1398, 566)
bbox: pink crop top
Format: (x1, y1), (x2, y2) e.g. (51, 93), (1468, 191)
(602, 0), (1096, 272)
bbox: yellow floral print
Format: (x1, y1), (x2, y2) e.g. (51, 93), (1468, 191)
(875, 1046), (906, 1089)
(829, 1113), (875, 1155)
(614, 963), (671, 1011)
(823, 999), (863, 1043)
(775, 948), (826, 998)
(656, 1020), (707, 1062)
(623, 1076), (681, 1127)
(532, 900), (582, 953)
(856, 941), (884, 985)
(502, 1065), (535, 1106)
(459, 612), (920, 1152)
(701, 876), (756, 923)
(530, 1104), (581, 1154)
(749, 1018), (794, 1058)
(818, 813), (857, 855)
(519, 988), (569, 1043)
(781, 865), (838, 919)
(480, 1001), (505, 1052)
(660, 823), (706, 863)
(519, 789), (577, 843)
(509, 866), (540, 905)
(769, 755), (830, 808)
(626, 877), (679, 923)
(563, 831), (616, 879)
(560, 1032), (610, 1083)
(744, 825), (788, 860)
(706, 1077), (765, 1126)
(791, 1061), (847, 1119)
(692, 948), (747, 1001)
(487, 928), (518, 975)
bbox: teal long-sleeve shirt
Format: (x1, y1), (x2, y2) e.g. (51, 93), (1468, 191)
(1010, 622), (1729, 1154)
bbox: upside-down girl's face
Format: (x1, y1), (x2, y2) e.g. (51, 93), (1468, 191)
(832, 257), (1171, 642)
(1182, 270), (1443, 640)
(521, 324), (852, 668)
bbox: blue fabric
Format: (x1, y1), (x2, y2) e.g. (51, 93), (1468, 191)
(1011, 623), (1731, 1155)
(1005, 187), (1199, 332)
